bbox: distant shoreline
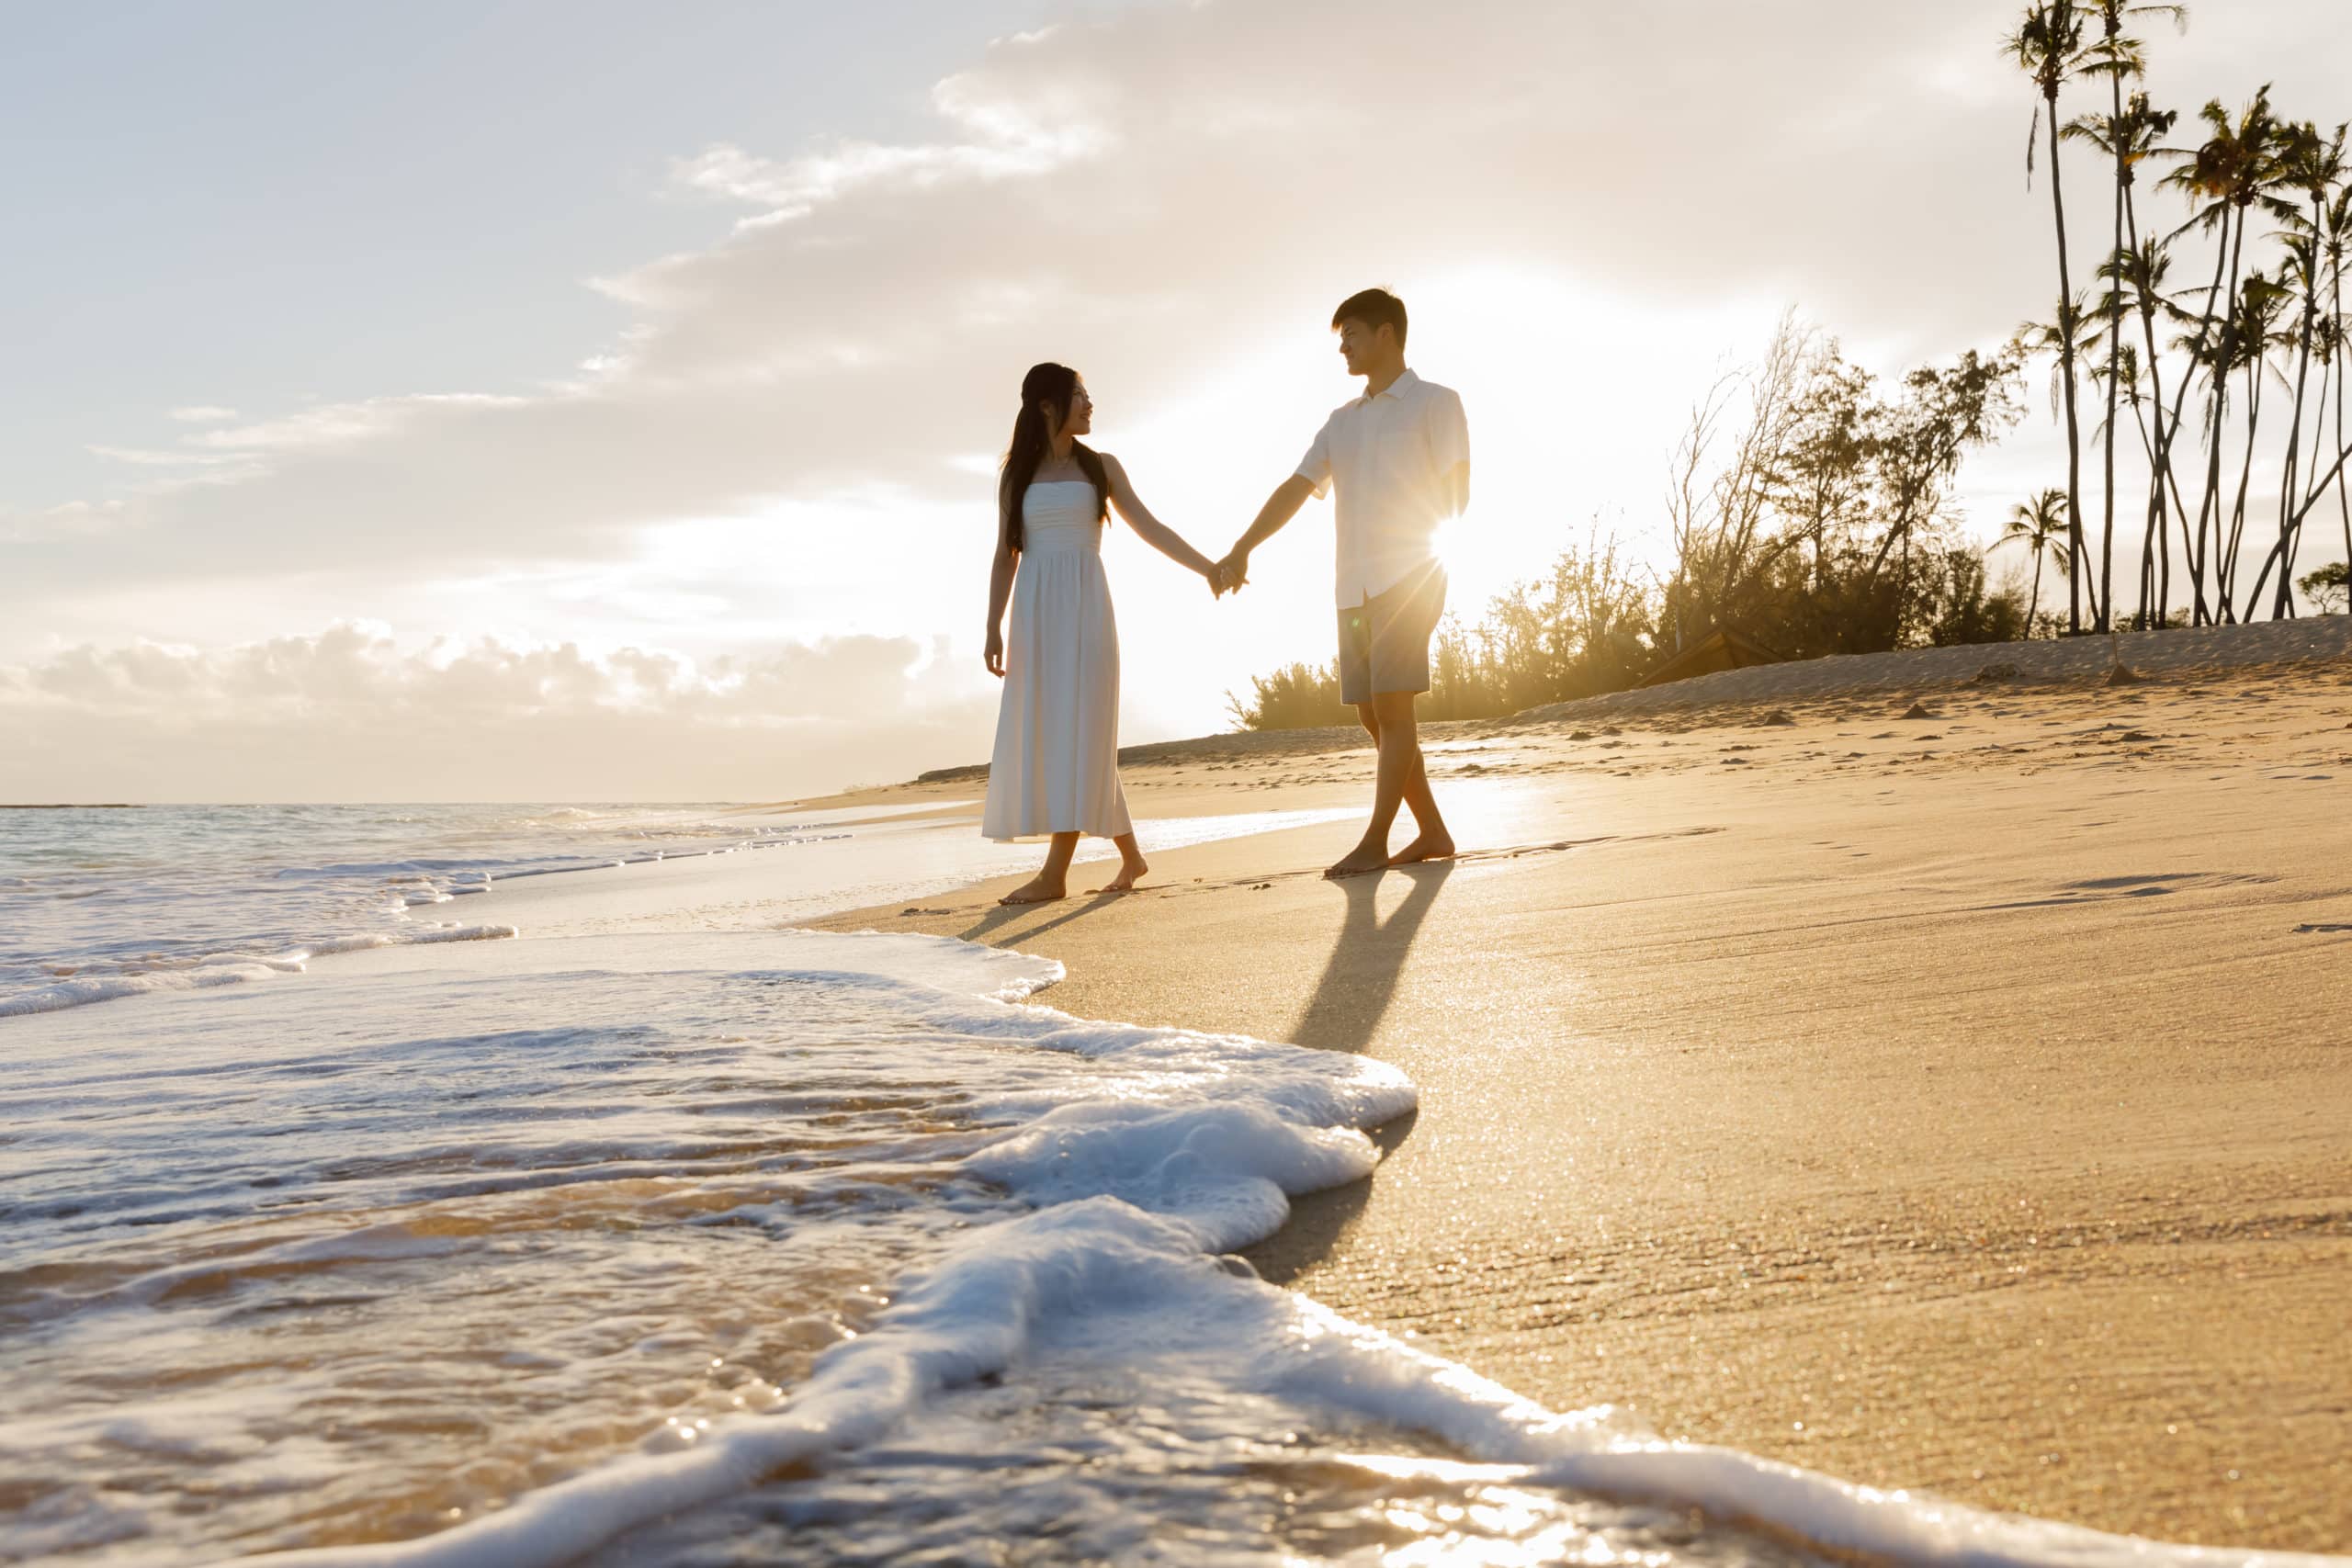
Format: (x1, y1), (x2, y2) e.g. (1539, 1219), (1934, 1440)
(1, 802), (141, 809)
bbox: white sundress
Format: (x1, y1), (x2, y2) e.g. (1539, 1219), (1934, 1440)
(982, 479), (1133, 842)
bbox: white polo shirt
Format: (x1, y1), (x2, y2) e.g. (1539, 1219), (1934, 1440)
(1295, 367), (1470, 606)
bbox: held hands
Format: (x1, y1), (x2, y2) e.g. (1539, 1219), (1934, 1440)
(1201, 554), (1240, 598)
(1209, 548), (1250, 597)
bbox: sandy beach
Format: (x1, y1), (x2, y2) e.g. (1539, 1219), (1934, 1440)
(12, 619), (2348, 1563)
(802, 618), (2352, 1552)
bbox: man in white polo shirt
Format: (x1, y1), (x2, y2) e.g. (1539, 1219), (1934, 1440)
(1216, 288), (1469, 878)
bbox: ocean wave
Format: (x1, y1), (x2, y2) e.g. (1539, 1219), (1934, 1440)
(0, 922), (517, 1017)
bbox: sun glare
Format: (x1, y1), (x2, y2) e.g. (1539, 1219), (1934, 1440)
(1408, 267), (1784, 610)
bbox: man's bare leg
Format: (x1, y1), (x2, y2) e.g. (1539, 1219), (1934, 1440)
(1386, 694), (1454, 865)
(1001, 831), (1080, 904)
(1326, 694), (1417, 877)
(1095, 831), (1150, 892)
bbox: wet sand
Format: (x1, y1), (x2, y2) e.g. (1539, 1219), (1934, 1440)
(810, 621), (2352, 1551)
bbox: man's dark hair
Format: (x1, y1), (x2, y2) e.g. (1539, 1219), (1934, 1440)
(1331, 288), (1407, 349)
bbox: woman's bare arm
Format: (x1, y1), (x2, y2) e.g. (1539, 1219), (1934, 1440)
(984, 504), (1018, 676)
(1102, 454), (1217, 582)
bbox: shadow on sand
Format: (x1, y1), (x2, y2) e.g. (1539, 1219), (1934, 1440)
(1248, 858), (1454, 1285)
(956, 887), (1134, 945)
(948, 856), (1459, 1287)
(1289, 858), (1454, 1053)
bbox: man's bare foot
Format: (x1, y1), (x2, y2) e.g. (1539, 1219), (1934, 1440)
(1096, 854), (1149, 893)
(999, 874), (1068, 906)
(1323, 843), (1390, 879)
(1388, 830), (1455, 866)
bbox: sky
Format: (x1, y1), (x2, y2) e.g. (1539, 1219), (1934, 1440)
(6, 0), (2349, 802)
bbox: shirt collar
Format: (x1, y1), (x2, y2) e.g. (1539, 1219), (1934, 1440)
(1361, 367), (1419, 405)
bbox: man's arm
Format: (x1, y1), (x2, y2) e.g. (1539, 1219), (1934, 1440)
(1218, 473), (1318, 589)
(1433, 385), (1471, 523)
(1442, 460), (1469, 520)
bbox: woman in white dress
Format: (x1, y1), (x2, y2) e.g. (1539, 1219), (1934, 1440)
(982, 363), (1221, 905)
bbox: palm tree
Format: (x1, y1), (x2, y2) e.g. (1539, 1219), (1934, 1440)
(2087, 322), (2164, 622)
(2214, 270), (2291, 616)
(1995, 489), (2074, 634)
(2070, 86), (2182, 625)
(2160, 86), (2283, 622)
(2251, 122), (2348, 615)
(2076, 2), (2185, 630)
(2016, 300), (2104, 626)
(2324, 185), (2352, 582)
(2243, 216), (2327, 615)
(2007, 2), (2095, 633)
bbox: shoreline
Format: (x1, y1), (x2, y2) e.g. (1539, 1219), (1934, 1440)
(807, 619), (2352, 1551)
(13, 621), (2346, 1557)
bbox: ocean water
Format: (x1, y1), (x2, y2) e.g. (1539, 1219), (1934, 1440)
(0, 802), (1351, 1018)
(0, 803), (842, 1016)
(1, 808), (2328, 1566)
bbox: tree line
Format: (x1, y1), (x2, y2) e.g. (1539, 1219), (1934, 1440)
(1227, 3), (2351, 730)
(2008, 0), (2351, 630)
(1227, 318), (2036, 729)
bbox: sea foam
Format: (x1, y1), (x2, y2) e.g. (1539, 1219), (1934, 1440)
(170, 932), (2339, 1568)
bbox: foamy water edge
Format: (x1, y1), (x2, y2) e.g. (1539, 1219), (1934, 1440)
(212, 931), (2339, 1568)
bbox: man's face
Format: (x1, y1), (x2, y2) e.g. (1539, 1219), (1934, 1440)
(1335, 318), (1388, 378)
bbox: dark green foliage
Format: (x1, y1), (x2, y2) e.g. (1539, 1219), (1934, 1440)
(1223, 662), (1353, 732)
(2298, 559), (2349, 612)
(1227, 532), (1658, 730)
(1923, 549), (2034, 646)
(1656, 320), (2024, 662)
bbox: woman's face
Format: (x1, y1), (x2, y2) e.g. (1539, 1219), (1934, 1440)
(1059, 378), (1093, 438)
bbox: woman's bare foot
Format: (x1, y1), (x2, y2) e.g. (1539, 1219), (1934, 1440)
(1388, 830), (1455, 865)
(999, 874), (1068, 906)
(1095, 852), (1149, 893)
(1323, 841), (1391, 879)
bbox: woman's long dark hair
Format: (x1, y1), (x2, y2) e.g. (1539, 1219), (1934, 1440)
(999, 362), (1109, 552)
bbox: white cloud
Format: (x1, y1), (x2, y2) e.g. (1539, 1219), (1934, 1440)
(0, 625), (996, 802)
(11, 0), (2350, 798)
(1, 499), (129, 546)
(17, 0), (2108, 604)
(670, 65), (1114, 220)
(85, 446), (247, 468)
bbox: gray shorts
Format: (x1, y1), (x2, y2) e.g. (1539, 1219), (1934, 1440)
(1337, 562), (1447, 706)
